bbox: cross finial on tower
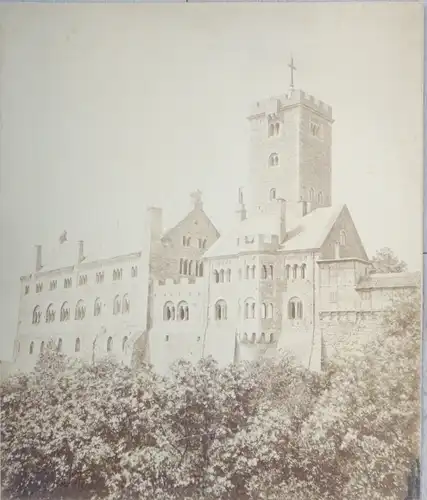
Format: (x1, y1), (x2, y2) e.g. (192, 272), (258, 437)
(288, 56), (296, 94)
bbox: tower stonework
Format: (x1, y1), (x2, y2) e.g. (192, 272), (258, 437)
(247, 89), (333, 217)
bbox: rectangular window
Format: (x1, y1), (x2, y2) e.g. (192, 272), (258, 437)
(24, 285), (30, 295)
(49, 280), (57, 291)
(329, 291), (337, 303)
(36, 282), (43, 293)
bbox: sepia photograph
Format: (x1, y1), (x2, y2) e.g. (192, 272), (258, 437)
(0, 3), (423, 499)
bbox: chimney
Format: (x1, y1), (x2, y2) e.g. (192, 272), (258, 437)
(77, 240), (84, 264)
(35, 245), (42, 272)
(334, 241), (340, 259)
(147, 207), (163, 242)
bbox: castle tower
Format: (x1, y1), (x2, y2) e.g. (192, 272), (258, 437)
(247, 58), (333, 216)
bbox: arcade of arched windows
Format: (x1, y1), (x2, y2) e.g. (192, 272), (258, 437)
(284, 263), (307, 280)
(241, 332), (275, 344)
(180, 259), (204, 277)
(163, 301), (189, 321)
(213, 268), (232, 283)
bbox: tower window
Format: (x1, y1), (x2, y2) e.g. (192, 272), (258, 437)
(269, 153), (279, 167)
(269, 188), (276, 201)
(177, 301), (189, 321)
(288, 297), (303, 320)
(309, 120), (322, 138)
(215, 299), (228, 320)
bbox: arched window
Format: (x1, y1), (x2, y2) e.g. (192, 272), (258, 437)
(269, 188), (276, 200)
(309, 188), (315, 202)
(40, 341), (45, 354)
(261, 303), (267, 319)
(245, 266), (250, 279)
(183, 260), (188, 275)
(107, 336), (113, 352)
(199, 262), (204, 277)
(269, 333), (275, 343)
(251, 265), (256, 279)
(113, 270), (117, 281)
(215, 299), (227, 320)
(75, 338), (80, 353)
(29, 341), (34, 354)
(177, 301), (189, 321)
(259, 332), (266, 343)
(195, 262), (199, 277)
(317, 191), (324, 205)
(268, 123), (275, 137)
(94, 298), (102, 317)
(261, 265), (267, 279)
(243, 333), (249, 343)
(32, 306), (41, 325)
(285, 265), (291, 279)
(219, 269), (225, 283)
(46, 304), (55, 323)
(131, 266), (138, 278)
(75, 300), (86, 321)
(288, 297), (303, 320)
(251, 332), (256, 343)
(113, 295), (121, 315)
(292, 264), (298, 279)
(60, 302), (70, 322)
(226, 269), (231, 282)
(267, 303), (274, 319)
(269, 265), (274, 279)
(163, 301), (175, 321)
(179, 259), (184, 274)
(301, 264), (307, 279)
(275, 123), (280, 136)
(340, 230), (347, 246)
(122, 294), (130, 314)
(188, 261), (193, 276)
(244, 298), (256, 319)
(269, 153), (279, 167)
(57, 338), (63, 353)
(182, 236), (186, 246)
(213, 270), (219, 283)
(122, 336), (128, 352)
(238, 268), (242, 280)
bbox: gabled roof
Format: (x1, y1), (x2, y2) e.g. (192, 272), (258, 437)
(204, 204), (345, 259)
(356, 271), (421, 290)
(161, 205), (220, 241)
(280, 204), (345, 252)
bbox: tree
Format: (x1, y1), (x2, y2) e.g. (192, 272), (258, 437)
(371, 247), (407, 273)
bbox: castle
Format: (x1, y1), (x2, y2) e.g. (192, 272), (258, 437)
(11, 68), (419, 376)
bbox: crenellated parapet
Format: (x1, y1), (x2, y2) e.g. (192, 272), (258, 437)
(237, 331), (277, 345)
(236, 234), (281, 252)
(248, 89), (332, 122)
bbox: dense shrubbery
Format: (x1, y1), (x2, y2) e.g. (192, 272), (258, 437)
(1, 293), (420, 500)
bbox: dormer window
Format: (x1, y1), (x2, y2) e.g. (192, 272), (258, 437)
(268, 153), (279, 167)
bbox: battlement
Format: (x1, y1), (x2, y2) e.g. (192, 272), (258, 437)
(237, 234), (281, 252)
(156, 277), (199, 286)
(238, 332), (277, 345)
(248, 89), (332, 121)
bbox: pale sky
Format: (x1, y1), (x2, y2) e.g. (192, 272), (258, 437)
(0, 3), (423, 360)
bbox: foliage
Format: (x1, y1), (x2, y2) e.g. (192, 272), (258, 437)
(371, 247), (408, 273)
(1, 295), (420, 500)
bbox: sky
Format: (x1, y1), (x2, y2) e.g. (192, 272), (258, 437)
(0, 3), (423, 361)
